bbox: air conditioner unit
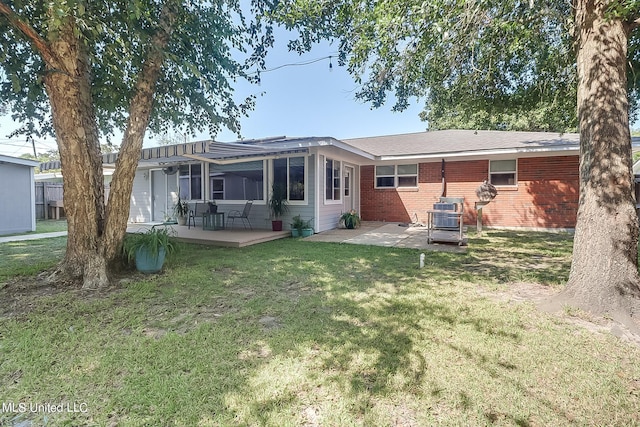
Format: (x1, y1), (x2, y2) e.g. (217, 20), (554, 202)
(433, 202), (458, 229)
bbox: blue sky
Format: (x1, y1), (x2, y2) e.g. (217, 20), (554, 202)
(0, 35), (428, 157)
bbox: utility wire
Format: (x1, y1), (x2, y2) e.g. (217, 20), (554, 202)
(247, 53), (340, 83)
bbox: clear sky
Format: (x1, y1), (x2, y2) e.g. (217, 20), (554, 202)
(0, 34), (428, 158)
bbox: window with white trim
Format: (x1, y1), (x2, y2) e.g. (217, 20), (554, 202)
(325, 158), (341, 201)
(274, 156), (306, 202)
(489, 159), (517, 186)
(179, 163), (202, 200)
(210, 177), (225, 200)
(375, 164), (418, 188)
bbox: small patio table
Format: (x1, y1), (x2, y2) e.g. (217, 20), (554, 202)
(203, 212), (225, 231)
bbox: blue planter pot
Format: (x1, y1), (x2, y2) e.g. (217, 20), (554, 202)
(291, 229), (300, 237)
(301, 228), (313, 237)
(135, 246), (166, 274)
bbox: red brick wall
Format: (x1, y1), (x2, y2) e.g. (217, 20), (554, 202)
(360, 156), (579, 229)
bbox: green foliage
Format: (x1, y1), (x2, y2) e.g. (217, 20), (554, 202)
(291, 214), (312, 233)
(0, 0), (276, 140)
(339, 210), (361, 229)
(122, 227), (176, 262)
(173, 196), (189, 218)
(277, 0), (639, 132)
(269, 184), (289, 218)
(19, 149), (59, 163)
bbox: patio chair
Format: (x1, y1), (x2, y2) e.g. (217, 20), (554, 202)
(226, 200), (253, 230)
(187, 202), (209, 229)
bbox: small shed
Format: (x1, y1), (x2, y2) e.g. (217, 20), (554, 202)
(0, 155), (40, 235)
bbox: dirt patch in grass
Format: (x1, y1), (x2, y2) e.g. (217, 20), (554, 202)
(479, 281), (640, 347)
(0, 274), (80, 318)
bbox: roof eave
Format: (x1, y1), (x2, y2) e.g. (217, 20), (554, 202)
(376, 145), (582, 162)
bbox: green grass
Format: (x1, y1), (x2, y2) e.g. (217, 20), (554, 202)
(35, 219), (68, 234)
(0, 219), (68, 238)
(1, 230), (639, 426)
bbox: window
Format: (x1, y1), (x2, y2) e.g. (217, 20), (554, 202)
(397, 164), (418, 187)
(210, 178), (224, 200)
(489, 159), (517, 186)
(274, 156), (306, 201)
(325, 158), (341, 201)
(375, 164), (418, 188)
(179, 163), (202, 200)
(209, 160), (264, 201)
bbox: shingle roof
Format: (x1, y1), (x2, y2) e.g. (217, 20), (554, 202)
(342, 130), (582, 158)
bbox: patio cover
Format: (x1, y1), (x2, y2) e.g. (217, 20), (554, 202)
(40, 138), (312, 171)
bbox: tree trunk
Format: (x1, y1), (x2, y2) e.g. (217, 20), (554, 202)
(103, 0), (179, 266)
(549, 0), (640, 330)
(37, 1), (179, 287)
(43, 17), (108, 289)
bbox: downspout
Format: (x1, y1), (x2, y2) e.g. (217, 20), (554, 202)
(440, 158), (446, 198)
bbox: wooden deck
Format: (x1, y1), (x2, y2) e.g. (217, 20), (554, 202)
(126, 223), (290, 248)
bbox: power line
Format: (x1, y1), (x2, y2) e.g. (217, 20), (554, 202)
(248, 53), (340, 84)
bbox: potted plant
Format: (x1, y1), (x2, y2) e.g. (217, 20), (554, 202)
(291, 215), (313, 237)
(123, 227), (176, 273)
(173, 196), (190, 226)
(339, 210), (361, 229)
(268, 184), (289, 231)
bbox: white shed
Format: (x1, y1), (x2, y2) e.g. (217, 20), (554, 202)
(0, 155), (40, 235)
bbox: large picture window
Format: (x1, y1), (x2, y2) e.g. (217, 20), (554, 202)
(325, 158), (341, 201)
(489, 159), (517, 186)
(274, 156), (306, 202)
(209, 160), (264, 201)
(179, 163), (202, 200)
(375, 164), (418, 188)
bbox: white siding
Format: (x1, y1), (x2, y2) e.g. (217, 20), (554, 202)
(129, 170), (151, 222)
(314, 150), (361, 233)
(0, 162), (36, 235)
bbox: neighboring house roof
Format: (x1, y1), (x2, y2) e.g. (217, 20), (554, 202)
(0, 155), (40, 167)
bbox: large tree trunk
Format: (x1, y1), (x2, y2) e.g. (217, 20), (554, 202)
(43, 17), (108, 289)
(549, 0), (640, 330)
(41, 1), (178, 288)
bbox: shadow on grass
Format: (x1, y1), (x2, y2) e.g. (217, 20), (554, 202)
(1, 231), (613, 426)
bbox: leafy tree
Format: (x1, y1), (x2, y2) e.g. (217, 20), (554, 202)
(20, 149), (60, 163)
(278, 0), (640, 328)
(0, 0), (273, 288)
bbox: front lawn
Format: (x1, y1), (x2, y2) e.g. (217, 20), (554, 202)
(1, 231), (639, 426)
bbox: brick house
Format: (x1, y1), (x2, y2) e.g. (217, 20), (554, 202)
(41, 130), (640, 232)
(346, 130), (639, 231)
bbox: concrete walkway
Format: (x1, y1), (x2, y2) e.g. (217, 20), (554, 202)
(304, 222), (467, 252)
(0, 231), (67, 244)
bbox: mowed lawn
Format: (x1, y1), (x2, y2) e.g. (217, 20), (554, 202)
(0, 230), (639, 426)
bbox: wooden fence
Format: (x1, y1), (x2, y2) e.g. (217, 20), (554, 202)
(34, 182), (112, 220)
(35, 182), (64, 219)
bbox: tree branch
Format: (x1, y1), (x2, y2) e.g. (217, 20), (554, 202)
(0, 1), (57, 67)
(103, 0), (181, 261)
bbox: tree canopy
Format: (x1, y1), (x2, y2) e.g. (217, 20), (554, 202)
(0, 0), (276, 288)
(278, 0), (639, 132)
(0, 0), (274, 141)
